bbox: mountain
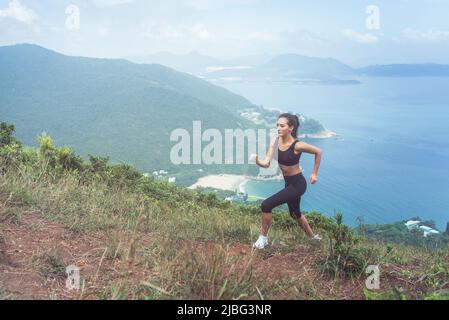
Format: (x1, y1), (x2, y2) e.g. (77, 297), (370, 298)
(127, 51), (222, 75)
(0, 44), (257, 174)
(127, 51), (274, 76)
(260, 54), (355, 77)
(205, 53), (360, 84)
(129, 51), (449, 82)
(357, 63), (449, 77)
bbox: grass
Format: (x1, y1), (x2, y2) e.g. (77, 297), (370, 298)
(31, 249), (67, 280)
(1, 132), (448, 300)
(1, 207), (22, 225)
(142, 241), (259, 299)
(0, 284), (15, 300)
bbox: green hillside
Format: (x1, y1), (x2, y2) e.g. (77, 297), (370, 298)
(0, 44), (258, 177)
(0, 44), (333, 187)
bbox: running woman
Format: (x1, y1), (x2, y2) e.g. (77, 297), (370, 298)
(251, 113), (322, 249)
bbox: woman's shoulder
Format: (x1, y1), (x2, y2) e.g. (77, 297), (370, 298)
(293, 139), (307, 150)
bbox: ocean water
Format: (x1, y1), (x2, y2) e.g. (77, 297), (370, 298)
(220, 77), (449, 230)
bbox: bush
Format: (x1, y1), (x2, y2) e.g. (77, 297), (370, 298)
(318, 213), (371, 279)
(106, 163), (143, 190)
(88, 154), (110, 173)
(56, 146), (84, 172)
(0, 142), (23, 170)
(0, 122), (21, 148)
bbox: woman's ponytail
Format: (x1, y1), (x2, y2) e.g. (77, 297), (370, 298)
(293, 114), (300, 138)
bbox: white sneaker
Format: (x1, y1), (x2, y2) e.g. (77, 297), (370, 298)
(310, 234), (322, 244)
(253, 235), (269, 249)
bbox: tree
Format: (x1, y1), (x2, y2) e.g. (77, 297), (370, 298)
(0, 122), (20, 147)
(356, 215), (366, 236)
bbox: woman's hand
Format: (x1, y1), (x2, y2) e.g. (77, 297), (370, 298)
(310, 173), (318, 184)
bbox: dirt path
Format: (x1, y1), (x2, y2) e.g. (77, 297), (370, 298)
(0, 193), (365, 300)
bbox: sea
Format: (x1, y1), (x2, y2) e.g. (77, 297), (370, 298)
(220, 77), (449, 230)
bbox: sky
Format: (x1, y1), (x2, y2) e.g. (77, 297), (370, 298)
(1, 0), (449, 66)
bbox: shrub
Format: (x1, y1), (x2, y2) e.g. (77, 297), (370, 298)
(0, 122), (21, 148)
(318, 213), (371, 279)
(56, 146), (84, 172)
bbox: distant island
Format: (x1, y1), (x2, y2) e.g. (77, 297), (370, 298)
(129, 52), (449, 84)
(357, 63), (449, 77)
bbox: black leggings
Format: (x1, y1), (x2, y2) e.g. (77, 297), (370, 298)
(261, 172), (307, 219)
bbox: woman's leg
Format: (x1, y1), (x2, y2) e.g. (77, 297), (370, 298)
(261, 213), (272, 236)
(285, 175), (318, 239)
(297, 215), (314, 238)
(260, 186), (297, 236)
(286, 198), (315, 238)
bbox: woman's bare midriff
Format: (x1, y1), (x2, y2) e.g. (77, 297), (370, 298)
(279, 163), (302, 176)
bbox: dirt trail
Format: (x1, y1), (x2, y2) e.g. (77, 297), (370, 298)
(0, 193), (365, 300)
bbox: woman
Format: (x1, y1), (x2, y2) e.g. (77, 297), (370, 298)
(251, 113), (322, 249)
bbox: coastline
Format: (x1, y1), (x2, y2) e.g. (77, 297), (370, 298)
(188, 174), (249, 192)
(188, 173), (284, 195)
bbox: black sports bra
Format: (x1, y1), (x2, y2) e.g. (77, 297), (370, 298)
(276, 137), (301, 166)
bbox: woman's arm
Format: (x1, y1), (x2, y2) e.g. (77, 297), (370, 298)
(252, 139), (276, 169)
(295, 142), (322, 184)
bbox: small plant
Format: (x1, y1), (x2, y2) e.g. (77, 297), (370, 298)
(99, 282), (127, 300)
(318, 213), (372, 279)
(0, 122), (21, 148)
(56, 146), (84, 172)
(31, 249), (67, 280)
(0, 284), (14, 300)
(223, 224), (251, 242)
(423, 289), (449, 300)
(363, 287), (407, 300)
(1, 207), (22, 225)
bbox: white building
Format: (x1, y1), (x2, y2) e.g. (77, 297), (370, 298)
(404, 220), (440, 237)
(405, 220), (421, 230)
(419, 225), (440, 237)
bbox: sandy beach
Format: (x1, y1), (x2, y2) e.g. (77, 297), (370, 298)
(188, 174), (248, 192)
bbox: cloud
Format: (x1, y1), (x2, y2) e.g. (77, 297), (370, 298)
(343, 29), (378, 44)
(190, 23), (212, 39)
(0, 0), (37, 25)
(97, 25), (109, 37)
(280, 29), (327, 44)
(139, 22), (213, 40)
(182, 0), (212, 10)
(206, 66), (251, 72)
(92, 0), (134, 7)
(247, 32), (276, 42)
(182, 0), (261, 10)
(140, 21), (182, 39)
(402, 28), (449, 42)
